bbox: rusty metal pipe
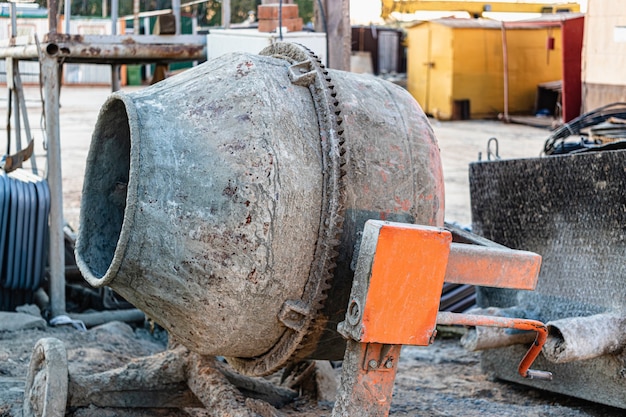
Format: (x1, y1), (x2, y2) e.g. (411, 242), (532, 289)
(0, 44), (40, 60)
(47, 35), (207, 63)
(457, 307), (536, 351)
(437, 311), (552, 380)
(542, 313), (626, 364)
(0, 35), (207, 63)
(461, 325), (536, 351)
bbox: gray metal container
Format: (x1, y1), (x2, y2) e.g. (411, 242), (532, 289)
(470, 150), (626, 408)
(76, 43), (444, 376)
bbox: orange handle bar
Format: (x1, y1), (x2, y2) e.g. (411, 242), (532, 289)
(436, 311), (553, 381)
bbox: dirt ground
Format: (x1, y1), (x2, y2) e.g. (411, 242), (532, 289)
(0, 84), (623, 416)
(2, 325), (623, 416)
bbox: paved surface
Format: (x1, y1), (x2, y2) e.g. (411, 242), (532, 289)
(431, 118), (548, 226)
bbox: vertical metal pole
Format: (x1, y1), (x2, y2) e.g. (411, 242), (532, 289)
(191, 6), (198, 35)
(64, 0), (71, 33)
(111, 0), (120, 91)
(133, 0), (140, 35)
(173, 0), (181, 34)
(222, 0), (230, 29)
(14, 69), (38, 173)
(102, 0), (107, 18)
(111, 0), (118, 33)
(41, 54), (65, 317)
(144, 16), (151, 78)
(12, 74), (21, 150)
(9, 3), (21, 151)
(48, 0), (58, 33)
(111, 66), (121, 91)
(192, 6), (198, 66)
(501, 22), (510, 122)
(10, 2), (16, 38)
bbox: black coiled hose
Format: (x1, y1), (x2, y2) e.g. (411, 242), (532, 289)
(543, 102), (626, 155)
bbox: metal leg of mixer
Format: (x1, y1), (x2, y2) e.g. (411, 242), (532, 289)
(331, 221), (449, 417)
(332, 341), (401, 417)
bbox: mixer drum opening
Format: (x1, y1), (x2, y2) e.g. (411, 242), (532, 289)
(76, 96), (134, 288)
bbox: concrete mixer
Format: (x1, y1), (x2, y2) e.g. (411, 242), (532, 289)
(23, 43), (551, 417)
(74, 41), (445, 376)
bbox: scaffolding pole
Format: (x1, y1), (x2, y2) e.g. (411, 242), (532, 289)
(40, 53), (65, 317)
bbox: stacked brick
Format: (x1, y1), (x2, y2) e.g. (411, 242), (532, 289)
(257, 4), (303, 33)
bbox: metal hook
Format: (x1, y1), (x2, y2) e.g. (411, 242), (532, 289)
(487, 137), (501, 161)
(437, 311), (553, 381)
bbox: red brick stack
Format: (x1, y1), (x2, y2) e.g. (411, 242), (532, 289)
(257, 3), (303, 33)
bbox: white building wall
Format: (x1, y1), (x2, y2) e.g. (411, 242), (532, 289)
(63, 19), (112, 85)
(0, 16), (113, 85)
(582, 0), (626, 85)
(581, 0), (626, 110)
(0, 17), (46, 84)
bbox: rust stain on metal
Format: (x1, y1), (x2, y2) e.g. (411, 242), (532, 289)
(40, 37), (205, 64)
(45, 33), (85, 43)
(77, 47), (102, 56)
(333, 341), (402, 417)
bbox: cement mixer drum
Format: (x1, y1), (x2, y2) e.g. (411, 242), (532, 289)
(76, 43), (444, 376)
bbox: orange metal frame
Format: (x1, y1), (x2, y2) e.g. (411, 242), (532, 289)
(332, 220), (550, 417)
(359, 223), (451, 345)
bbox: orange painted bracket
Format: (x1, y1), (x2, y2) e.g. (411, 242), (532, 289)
(338, 220), (452, 346)
(337, 220), (543, 346)
(444, 243), (542, 290)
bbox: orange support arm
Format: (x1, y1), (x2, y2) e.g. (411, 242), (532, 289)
(445, 243), (541, 290)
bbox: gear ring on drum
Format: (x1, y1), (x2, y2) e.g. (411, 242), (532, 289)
(227, 43), (348, 376)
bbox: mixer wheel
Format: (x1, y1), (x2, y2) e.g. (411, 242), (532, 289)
(23, 337), (68, 417)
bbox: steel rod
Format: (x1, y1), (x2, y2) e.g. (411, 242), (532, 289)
(48, 0), (58, 34)
(12, 59), (21, 151)
(111, 0), (120, 91)
(437, 311), (552, 380)
(64, 0), (71, 34)
(173, 0), (181, 34)
(0, 35), (207, 64)
(41, 54), (65, 317)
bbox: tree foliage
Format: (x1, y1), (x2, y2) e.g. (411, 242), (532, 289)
(197, 0), (259, 27)
(33, 0), (314, 27)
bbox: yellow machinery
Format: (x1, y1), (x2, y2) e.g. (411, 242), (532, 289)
(381, 0), (581, 19)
